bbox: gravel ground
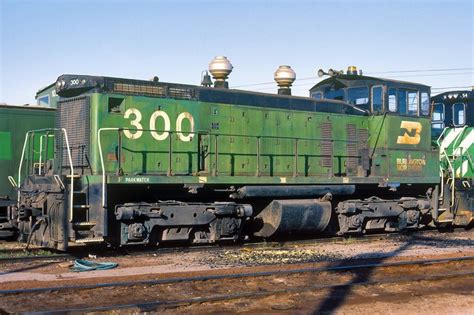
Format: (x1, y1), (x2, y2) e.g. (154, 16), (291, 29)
(0, 229), (473, 283)
(0, 229), (473, 314)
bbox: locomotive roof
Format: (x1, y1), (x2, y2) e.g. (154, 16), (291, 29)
(309, 74), (430, 92)
(431, 90), (474, 103)
(55, 74), (367, 116)
(0, 103), (55, 111)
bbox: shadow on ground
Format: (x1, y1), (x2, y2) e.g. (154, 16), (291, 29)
(312, 234), (473, 314)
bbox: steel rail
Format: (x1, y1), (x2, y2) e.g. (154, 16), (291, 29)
(1, 255), (473, 295)
(18, 270), (474, 314)
(2, 229), (420, 262)
(0, 253), (71, 263)
(0, 228), (467, 263)
(0, 230), (405, 263)
(106, 228), (469, 259)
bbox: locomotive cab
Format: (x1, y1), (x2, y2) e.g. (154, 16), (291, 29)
(310, 67), (431, 117)
(431, 90), (473, 139)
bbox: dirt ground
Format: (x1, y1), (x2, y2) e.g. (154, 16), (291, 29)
(0, 229), (473, 314)
(165, 275), (474, 315)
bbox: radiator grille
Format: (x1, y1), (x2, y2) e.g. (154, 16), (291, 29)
(320, 122), (332, 168)
(114, 83), (166, 97)
(113, 83), (194, 100)
(56, 96), (90, 169)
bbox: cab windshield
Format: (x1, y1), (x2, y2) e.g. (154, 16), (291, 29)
(347, 87), (369, 107)
(324, 89), (344, 100)
(324, 87), (369, 110)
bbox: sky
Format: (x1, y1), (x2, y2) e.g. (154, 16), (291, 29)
(0, 0), (473, 105)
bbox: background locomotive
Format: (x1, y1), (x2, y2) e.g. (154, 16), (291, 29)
(4, 57), (473, 250)
(432, 90), (473, 224)
(0, 104), (55, 238)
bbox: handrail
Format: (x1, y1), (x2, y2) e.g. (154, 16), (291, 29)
(466, 151), (473, 165)
(435, 128), (448, 201)
(451, 126), (468, 152)
(16, 128), (75, 221)
(97, 127), (364, 208)
(436, 127), (461, 207)
(61, 128), (75, 222)
(7, 176), (17, 188)
(452, 127), (472, 180)
(38, 134), (55, 175)
(98, 128), (121, 208)
(102, 127), (360, 144)
(17, 132), (30, 205)
(436, 127), (448, 155)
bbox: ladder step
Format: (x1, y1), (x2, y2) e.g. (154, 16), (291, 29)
(73, 221), (96, 227)
(66, 174), (81, 179)
(73, 204), (90, 209)
(75, 236), (104, 244)
(436, 219), (453, 223)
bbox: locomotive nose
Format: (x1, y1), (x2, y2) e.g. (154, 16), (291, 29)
(55, 75), (103, 97)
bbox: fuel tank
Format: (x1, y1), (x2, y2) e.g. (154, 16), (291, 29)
(253, 199), (332, 238)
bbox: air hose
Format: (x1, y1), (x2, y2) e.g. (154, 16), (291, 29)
(25, 217), (46, 251)
(71, 259), (118, 272)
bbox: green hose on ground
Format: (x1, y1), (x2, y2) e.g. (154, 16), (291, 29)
(71, 259), (118, 272)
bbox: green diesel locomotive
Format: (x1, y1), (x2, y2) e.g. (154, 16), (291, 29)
(7, 58), (470, 250)
(0, 104), (55, 238)
(432, 90), (473, 225)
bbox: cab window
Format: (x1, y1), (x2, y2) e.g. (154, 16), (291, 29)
(421, 92), (430, 116)
(371, 86), (383, 113)
(312, 92), (323, 99)
(325, 89), (345, 100)
(407, 90), (418, 116)
(453, 102), (466, 126)
(397, 89), (418, 116)
(432, 103), (444, 122)
(431, 103), (445, 134)
(388, 88), (397, 112)
(37, 95), (50, 106)
(347, 87), (369, 106)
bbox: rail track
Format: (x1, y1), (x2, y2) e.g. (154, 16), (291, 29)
(0, 254), (71, 263)
(0, 227), (468, 264)
(1, 255), (473, 313)
(47, 270), (474, 314)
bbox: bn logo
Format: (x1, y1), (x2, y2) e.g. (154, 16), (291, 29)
(396, 121), (422, 145)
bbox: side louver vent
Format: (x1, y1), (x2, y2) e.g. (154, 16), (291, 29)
(346, 124), (358, 171)
(358, 128), (369, 149)
(320, 122), (332, 168)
